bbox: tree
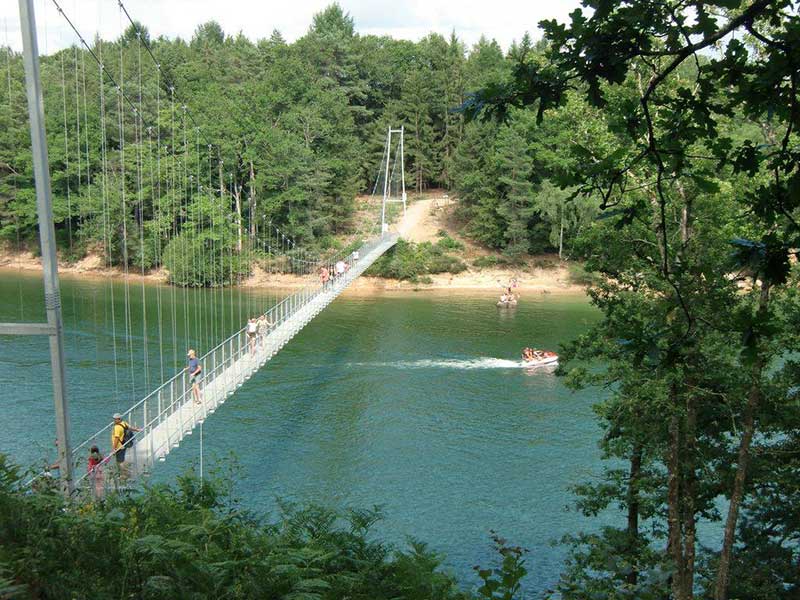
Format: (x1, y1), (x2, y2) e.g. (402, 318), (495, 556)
(466, 1), (800, 598)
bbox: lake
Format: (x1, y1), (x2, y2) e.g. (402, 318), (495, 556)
(0, 270), (606, 595)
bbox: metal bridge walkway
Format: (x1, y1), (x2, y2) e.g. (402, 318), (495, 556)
(72, 233), (398, 493)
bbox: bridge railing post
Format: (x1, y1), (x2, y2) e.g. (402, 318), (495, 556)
(212, 348), (218, 408)
(235, 331), (243, 387)
(228, 339), (233, 387)
(179, 370), (187, 440)
(147, 398), (154, 469)
(126, 408), (137, 481)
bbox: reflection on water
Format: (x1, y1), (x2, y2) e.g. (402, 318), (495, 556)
(0, 272), (605, 596)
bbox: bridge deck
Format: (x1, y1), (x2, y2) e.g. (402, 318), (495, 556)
(74, 233), (398, 494)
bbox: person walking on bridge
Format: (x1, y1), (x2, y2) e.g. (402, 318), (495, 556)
(257, 315), (272, 348)
(111, 413), (141, 481)
(187, 349), (203, 404)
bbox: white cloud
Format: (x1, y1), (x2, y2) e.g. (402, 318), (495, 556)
(2, 0), (580, 53)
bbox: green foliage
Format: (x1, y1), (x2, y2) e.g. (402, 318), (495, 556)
(0, 455), (479, 600)
(436, 231), (465, 251)
(0, 14), (595, 278)
(367, 239), (466, 281)
(471, 255), (499, 269)
(473, 532), (527, 600)
(452, 100), (601, 257)
(467, 1), (800, 598)
(566, 264), (601, 287)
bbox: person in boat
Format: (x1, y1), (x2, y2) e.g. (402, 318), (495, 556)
(500, 293), (509, 304)
(522, 347), (534, 361)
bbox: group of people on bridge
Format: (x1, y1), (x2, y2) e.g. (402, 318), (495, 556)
(318, 250), (359, 287)
(74, 256), (367, 494)
(247, 315), (274, 356)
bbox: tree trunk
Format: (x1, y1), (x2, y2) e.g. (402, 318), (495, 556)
(682, 397), (697, 600)
(249, 160), (256, 238)
(234, 184), (243, 253)
(714, 281), (771, 600)
(626, 442), (642, 587)
(667, 408), (686, 599)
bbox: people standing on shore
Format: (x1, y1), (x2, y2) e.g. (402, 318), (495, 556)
(186, 349), (203, 404)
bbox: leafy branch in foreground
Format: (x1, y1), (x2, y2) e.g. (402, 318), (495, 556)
(466, 1), (800, 598)
(0, 454), (539, 600)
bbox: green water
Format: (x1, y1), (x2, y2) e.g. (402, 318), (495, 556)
(0, 270), (606, 595)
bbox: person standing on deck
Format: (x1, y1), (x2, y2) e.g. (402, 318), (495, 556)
(87, 445), (105, 498)
(186, 349), (203, 404)
(257, 315), (271, 348)
(247, 318), (258, 355)
(319, 266), (330, 287)
(111, 413), (141, 481)
(335, 259), (346, 279)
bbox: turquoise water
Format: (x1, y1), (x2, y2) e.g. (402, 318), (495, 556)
(0, 270), (605, 595)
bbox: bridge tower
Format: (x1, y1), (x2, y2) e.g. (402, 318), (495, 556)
(380, 126), (406, 233)
(0, 0), (74, 496)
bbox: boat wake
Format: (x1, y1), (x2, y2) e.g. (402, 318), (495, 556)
(350, 357), (557, 370)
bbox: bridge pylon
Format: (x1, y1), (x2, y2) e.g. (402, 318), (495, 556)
(380, 126), (406, 233)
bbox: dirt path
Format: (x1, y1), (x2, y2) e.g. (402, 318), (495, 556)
(396, 198), (439, 243)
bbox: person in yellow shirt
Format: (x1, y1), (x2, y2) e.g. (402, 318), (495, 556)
(111, 413), (141, 479)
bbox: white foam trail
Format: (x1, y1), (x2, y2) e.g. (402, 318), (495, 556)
(349, 358), (557, 370)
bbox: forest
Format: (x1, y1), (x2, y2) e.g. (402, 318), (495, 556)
(2, 0), (800, 599)
(0, 4), (595, 272)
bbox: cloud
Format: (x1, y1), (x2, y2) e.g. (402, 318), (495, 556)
(1, 0), (580, 53)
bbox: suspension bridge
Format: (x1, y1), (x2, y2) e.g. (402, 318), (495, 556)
(4, 0), (409, 497)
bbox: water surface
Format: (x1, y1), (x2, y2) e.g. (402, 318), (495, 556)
(0, 270), (606, 595)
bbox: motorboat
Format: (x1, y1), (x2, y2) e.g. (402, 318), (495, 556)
(522, 354), (558, 367)
(521, 349), (558, 367)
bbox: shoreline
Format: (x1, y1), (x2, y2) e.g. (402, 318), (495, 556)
(0, 251), (588, 297)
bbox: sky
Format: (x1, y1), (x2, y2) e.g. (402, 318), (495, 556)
(2, 0), (582, 54)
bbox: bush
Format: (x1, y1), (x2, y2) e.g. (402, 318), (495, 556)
(530, 256), (559, 270)
(0, 454), (474, 600)
(568, 263), (602, 286)
(471, 254), (519, 269)
(472, 255), (499, 269)
(429, 253), (467, 274)
(435, 232), (465, 252)
(367, 239), (466, 281)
